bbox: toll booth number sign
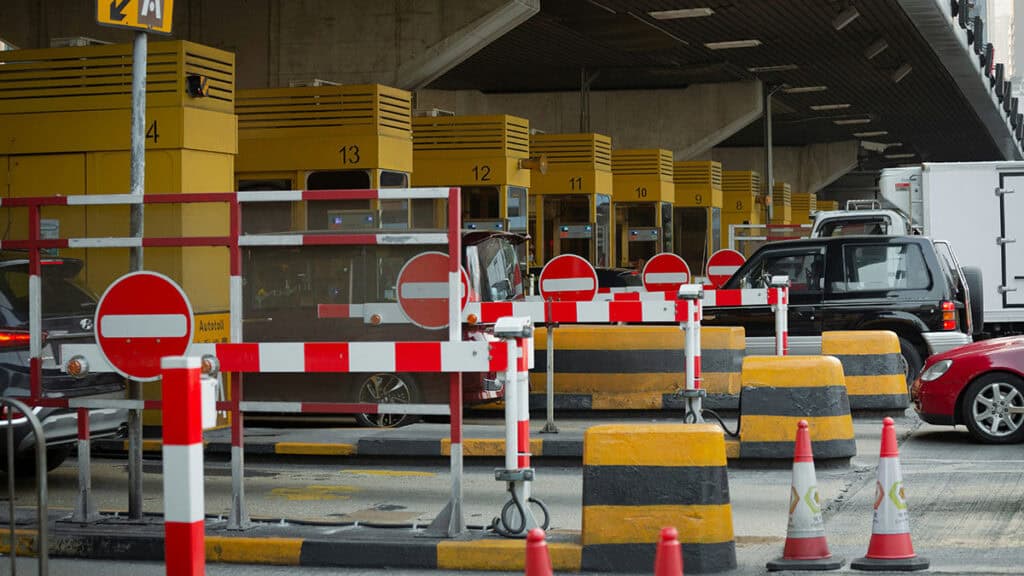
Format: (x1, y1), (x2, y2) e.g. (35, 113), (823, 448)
(97, 0), (174, 35)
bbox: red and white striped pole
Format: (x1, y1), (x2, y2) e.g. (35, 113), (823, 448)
(678, 284), (704, 423)
(227, 199), (250, 531)
(770, 276), (790, 356)
(72, 408), (100, 522)
(161, 356), (205, 576)
(516, 336), (532, 471)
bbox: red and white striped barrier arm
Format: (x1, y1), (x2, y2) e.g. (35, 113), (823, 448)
(463, 300), (694, 324)
(61, 340), (504, 375)
(161, 357), (205, 576)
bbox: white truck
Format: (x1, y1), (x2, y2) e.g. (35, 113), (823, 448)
(812, 161), (1024, 337)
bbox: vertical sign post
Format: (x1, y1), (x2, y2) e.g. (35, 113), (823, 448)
(97, 0), (176, 521)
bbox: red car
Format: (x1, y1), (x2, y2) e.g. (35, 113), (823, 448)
(913, 336), (1024, 444)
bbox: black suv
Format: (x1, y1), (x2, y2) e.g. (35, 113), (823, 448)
(0, 254), (127, 471)
(704, 236), (974, 384)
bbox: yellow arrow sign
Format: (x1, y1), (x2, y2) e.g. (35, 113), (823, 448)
(96, 0), (174, 35)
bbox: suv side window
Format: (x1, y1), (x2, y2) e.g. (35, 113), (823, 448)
(834, 243), (931, 293)
(736, 248), (825, 294)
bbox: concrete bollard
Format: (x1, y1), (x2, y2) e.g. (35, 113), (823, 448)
(822, 331), (909, 412)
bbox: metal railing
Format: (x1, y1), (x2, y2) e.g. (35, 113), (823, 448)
(1, 396), (48, 576)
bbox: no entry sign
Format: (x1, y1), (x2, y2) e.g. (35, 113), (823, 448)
(396, 251), (469, 330)
(642, 253), (691, 293)
(95, 271), (194, 381)
(706, 249), (746, 288)
(539, 254), (598, 301)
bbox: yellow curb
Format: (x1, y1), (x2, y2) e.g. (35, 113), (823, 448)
(206, 536), (303, 565)
(275, 442), (356, 456)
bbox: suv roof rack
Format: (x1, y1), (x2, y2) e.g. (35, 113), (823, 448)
(845, 199), (881, 210)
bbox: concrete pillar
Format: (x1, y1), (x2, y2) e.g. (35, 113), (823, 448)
(417, 81), (763, 161)
(711, 141), (859, 194)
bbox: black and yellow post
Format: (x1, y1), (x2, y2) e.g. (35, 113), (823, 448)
(673, 161), (724, 277)
(411, 114), (532, 238)
(611, 149), (675, 268)
(529, 133), (614, 268)
(528, 326), (745, 411)
(0, 41), (237, 427)
(721, 170), (764, 257)
(235, 83), (414, 232)
(738, 356), (856, 462)
(582, 423), (737, 573)
(822, 331), (910, 412)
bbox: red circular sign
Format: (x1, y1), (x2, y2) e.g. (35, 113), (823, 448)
(95, 272), (194, 382)
(539, 254), (598, 301)
(642, 253), (691, 293)
(396, 252), (469, 330)
(706, 249), (747, 288)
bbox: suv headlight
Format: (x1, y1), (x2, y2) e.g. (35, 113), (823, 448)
(919, 359), (952, 382)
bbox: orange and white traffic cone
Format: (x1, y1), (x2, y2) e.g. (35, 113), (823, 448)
(767, 420), (844, 571)
(654, 526), (684, 576)
(524, 528), (553, 576)
(851, 417), (929, 571)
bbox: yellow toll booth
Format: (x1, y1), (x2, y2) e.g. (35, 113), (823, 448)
(0, 40), (236, 310)
(673, 161), (724, 276)
(611, 149), (674, 268)
(235, 84), (414, 232)
(722, 170), (764, 252)
(411, 114), (532, 237)
(792, 192), (817, 225)
(770, 181), (793, 225)
(529, 133), (613, 268)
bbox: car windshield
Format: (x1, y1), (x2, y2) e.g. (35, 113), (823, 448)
(0, 261), (97, 324)
(816, 217), (892, 237)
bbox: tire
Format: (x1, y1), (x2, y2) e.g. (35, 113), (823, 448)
(961, 265), (984, 336)
(11, 445), (71, 476)
(961, 373), (1024, 444)
(354, 373), (420, 428)
(898, 336), (924, 390)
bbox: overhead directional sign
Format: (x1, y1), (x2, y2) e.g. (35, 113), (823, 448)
(539, 254), (598, 302)
(95, 271), (194, 381)
(97, 0), (174, 35)
(642, 253), (691, 293)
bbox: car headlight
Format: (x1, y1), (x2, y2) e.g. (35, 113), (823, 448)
(919, 359), (952, 382)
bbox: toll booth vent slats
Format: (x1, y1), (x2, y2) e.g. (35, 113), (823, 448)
(610, 149), (673, 178)
(236, 85), (412, 135)
(673, 161), (723, 189)
(770, 181), (793, 224)
(413, 115), (530, 155)
(0, 41), (234, 113)
(530, 133), (612, 169)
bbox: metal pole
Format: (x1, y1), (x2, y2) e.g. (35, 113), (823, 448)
(6, 414), (16, 576)
(541, 321), (558, 433)
(763, 83), (774, 223)
(72, 409), (99, 523)
(127, 30), (148, 522)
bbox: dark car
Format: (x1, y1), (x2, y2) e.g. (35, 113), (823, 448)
(0, 254), (127, 471)
(242, 231), (526, 427)
(528, 266), (641, 294)
(704, 235), (973, 384)
(912, 336), (1024, 444)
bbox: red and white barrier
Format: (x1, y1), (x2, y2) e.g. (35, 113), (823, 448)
(161, 356), (205, 576)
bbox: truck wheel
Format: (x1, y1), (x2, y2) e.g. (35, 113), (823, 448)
(354, 373), (420, 428)
(961, 265), (984, 336)
(961, 373), (1024, 444)
(898, 336), (923, 389)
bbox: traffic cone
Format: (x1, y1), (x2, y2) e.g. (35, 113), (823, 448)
(654, 526), (684, 576)
(525, 528), (553, 576)
(852, 417), (929, 571)
(767, 420), (844, 571)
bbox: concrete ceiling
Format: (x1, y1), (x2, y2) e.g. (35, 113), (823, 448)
(428, 0), (1004, 167)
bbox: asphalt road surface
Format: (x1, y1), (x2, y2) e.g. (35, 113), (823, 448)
(2, 412), (1022, 575)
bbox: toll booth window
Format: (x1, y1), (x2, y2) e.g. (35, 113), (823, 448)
(543, 196), (591, 262)
(463, 186), (501, 221)
(380, 200), (409, 229)
(615, 204), (657, 268)
(306, 170), (372, 231)
(528, 195), (538, 265)
(507, 186), (527, 232)
(244, 247), (359, 314)
(239, 179), (293, 234)
(675, 207), (709, 276)
(596, 194), (610, 268)
(661, 202), (673, 255)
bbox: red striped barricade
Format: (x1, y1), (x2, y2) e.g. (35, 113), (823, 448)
(7, 186), (473, 535)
